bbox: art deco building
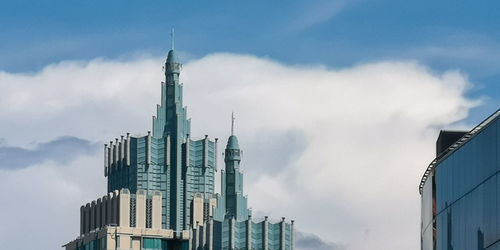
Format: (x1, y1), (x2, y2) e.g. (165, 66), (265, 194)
(420, 110), (500, 250)
(64, 41), (294, 250)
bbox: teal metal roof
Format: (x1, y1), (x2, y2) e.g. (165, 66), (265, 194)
(166, 49), (179, 64)
(226, 135), (240, 150)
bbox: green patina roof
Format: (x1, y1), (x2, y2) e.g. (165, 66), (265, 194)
(166, 49), (179, 64)
(226, 135), (240, 150)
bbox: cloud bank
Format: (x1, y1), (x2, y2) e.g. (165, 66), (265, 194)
(295, 231), (344, 250)
(0, 136), (98, 169)
(0, 53), (477, 250)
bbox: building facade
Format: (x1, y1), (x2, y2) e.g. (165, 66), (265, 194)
(64, 42), (294, 250)
(420, 110), (500, 250)
(65, 189), (191, 250)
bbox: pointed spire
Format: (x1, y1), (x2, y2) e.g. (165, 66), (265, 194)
(231, 112), (235, 135)
(226, 112), (240, 151)
(171, 28), (175, 50)
(165, 28), (180, 74)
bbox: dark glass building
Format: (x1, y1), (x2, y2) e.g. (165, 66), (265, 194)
(420, 110), (500, 250)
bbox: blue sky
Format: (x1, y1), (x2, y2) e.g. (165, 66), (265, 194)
(2, 0), (499, 123)
(0, 1), (499, 249)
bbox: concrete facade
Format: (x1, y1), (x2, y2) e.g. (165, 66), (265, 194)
(78, 189), (164, 235)
(64, 226), (189, 250)
(65, 189), (190, 250)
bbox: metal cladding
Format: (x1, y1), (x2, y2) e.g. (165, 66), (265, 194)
(420, 108), (500, 250)
(67, 43), (294, 250)
(105, 47), (217, 232)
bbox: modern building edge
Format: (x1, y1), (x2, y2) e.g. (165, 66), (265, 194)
(420, 108), (500, 250)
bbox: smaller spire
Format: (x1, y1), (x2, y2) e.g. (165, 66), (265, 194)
(231, 112), (235, 135)
(226, 112), (240, 151)
(171, 28), (175, 50)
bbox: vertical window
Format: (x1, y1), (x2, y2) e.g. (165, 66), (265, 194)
(130, 198), (137, 227)
(146, 198), (153, 228)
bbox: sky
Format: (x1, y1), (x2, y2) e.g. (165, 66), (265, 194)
(0, 1), (499, 250)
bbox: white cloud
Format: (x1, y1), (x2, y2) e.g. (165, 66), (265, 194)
(0, 155), (105, 249)
(0, 53), (478, 250)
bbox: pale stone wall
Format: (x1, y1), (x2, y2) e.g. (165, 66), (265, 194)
(78, 189), (165, 234)
(192, 194), (204, 227)
(136, 190), (146, 228)
(152, 190), (162, 229)
(119, 189), (130, 228)
(64, 226), (182, 250)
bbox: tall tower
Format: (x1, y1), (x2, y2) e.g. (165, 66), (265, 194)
(68, 39), (295, 250)
(106, 34), (216, 232)
(152, 34), (190, 231)
(216, 113), (251, 221)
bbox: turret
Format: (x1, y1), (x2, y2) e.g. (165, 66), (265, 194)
(221, 113), (250, 221)
(224, 135), (241, 163)
(225, 112), (241, 164)
(165, 49), (181, 75)
(165, 29), (181, 77)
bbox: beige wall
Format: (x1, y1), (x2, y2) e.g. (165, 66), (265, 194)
(191, 194), (218, 227)
(192, 194), (204, 227)
(152, 190), (162, 229)
(76, 188), (163, 236)
(119, 190), (130, 228)
(131, 236), (141, 250)
(64, 226), (184, 250)
(68, 189), (167, 250)
(136, 190), (146, 228)
(207, 197), (217, 217)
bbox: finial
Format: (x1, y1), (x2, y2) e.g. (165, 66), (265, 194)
(231, 112), (235, 135)
(171, 28), (175, 50)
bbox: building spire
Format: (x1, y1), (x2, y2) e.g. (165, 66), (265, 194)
(164, 28), (180, 74)
(231, 112), (235, 135)
(171, 28), (175, 50)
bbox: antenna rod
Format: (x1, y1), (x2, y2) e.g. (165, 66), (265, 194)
(171, 28), (175, 50)
(231, 112), (235, 135)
